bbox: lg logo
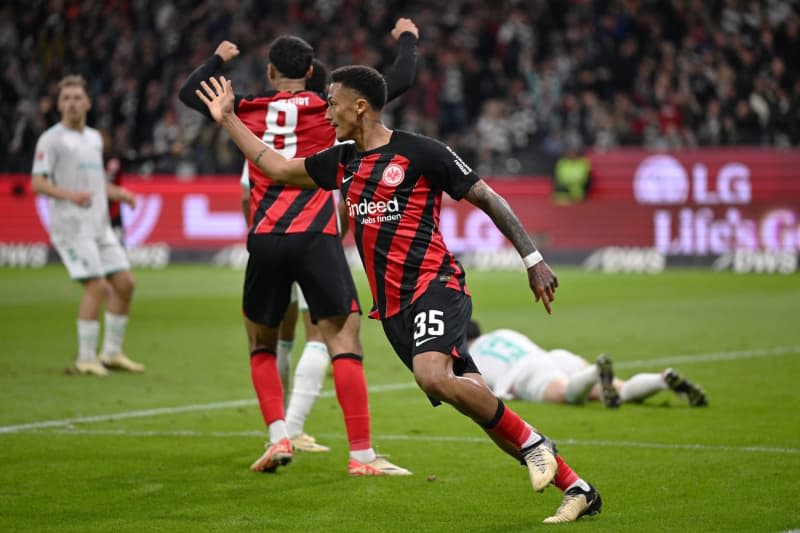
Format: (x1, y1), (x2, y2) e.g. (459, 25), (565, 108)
(633, 155), (751, 205)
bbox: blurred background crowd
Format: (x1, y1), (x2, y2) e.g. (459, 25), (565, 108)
(1, 0), (799, 178)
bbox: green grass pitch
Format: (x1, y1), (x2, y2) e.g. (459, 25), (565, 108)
(1, 265), (798, 532)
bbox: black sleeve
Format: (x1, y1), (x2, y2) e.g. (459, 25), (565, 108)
(178, 54), (242, 120)
(419, 137), (480, 200)
(304, 144), (349, 191)
(384, 32), (418, 103)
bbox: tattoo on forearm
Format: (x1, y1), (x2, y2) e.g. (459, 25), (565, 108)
(254, 148), (268, 166)
(466, 181), (536, 256)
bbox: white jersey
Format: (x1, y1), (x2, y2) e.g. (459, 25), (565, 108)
(470, 329), (548, 389)
(32, 122), (109, 239)
(471, 329), (590, 401)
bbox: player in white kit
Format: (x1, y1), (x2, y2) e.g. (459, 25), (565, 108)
(31, 75), (144, 376)
(467, 321), (707, 407)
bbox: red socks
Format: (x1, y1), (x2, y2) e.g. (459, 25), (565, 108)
(250, 350), (284, 426)
(482, 401), (532, 448)
(332, 354), (371, 451)
(554, 455), (580, 490)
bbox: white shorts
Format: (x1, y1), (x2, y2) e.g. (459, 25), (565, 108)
(52, 226), (130, 280)
(502, 355), (568, 403)
(290, 282), (309, 312)
(545, 349), (591, 377)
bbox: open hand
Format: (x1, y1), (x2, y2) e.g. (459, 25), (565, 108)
(528, 261), (558, 314)
(195, 76), (234, 123)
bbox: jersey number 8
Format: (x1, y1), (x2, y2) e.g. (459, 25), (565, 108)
(262, 101), (299, 159)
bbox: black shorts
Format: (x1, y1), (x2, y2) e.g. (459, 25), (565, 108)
(381, 281), (480, 378)
(243, 233), (360, 327)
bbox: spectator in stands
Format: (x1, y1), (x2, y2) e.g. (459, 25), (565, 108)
(552, 134), (591, 204)
(1, 1), (798, 177)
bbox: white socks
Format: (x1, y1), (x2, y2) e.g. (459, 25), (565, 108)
(268, 420), (289, 444)
(566, 478), (592, 492)
(276, 339), (294, 404)
(521, 425), (544, 449)
(101, 312), (128, 356)
(77, 319), (100, 361)
(619, 373), (667, 403)
(286, 341), (329, 438)
(564, 365), (600, 404)
(350, 448), (377, 463)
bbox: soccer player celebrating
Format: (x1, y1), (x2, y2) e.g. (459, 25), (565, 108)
(195, 69), (603, 523)
(31, 75), (143, 376)
(179, 21), (418, 475)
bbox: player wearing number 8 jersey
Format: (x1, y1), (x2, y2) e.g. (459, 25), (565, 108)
(179, 21), (419, 476)
(195, 64), (603, 523)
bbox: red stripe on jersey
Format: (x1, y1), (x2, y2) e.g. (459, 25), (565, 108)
(284, 191), (335, 233)
(237, 91), (338, 235)
(409, 180), (446, 304)
(381, 157), (418, 317)
(348, 155), (380, 310)
(254, 187), (302, 234)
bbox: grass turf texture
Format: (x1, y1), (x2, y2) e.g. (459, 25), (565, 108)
(1, 265), (798, 532)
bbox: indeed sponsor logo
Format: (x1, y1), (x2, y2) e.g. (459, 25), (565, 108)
(346, 197), (402, 224)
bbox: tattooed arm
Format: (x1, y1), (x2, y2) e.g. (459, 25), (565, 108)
(463, 179), (559, 314)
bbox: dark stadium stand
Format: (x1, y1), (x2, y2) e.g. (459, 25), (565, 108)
(1, 0), (798, 176)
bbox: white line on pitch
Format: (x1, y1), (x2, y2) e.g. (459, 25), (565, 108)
(0, 383), (417, 434)
(616, 345), (800, 369)
(0, 344), (797, 435)
(25, 427), (800, 455)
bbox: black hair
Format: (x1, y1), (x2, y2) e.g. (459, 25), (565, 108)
(307, 59), (329, 94)
(330, 65), (387, 111)
(466, 320), (482, 341)
(268, 35), (313, 79)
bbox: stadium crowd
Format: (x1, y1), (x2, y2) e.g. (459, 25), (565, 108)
(2, 0), (799, 176)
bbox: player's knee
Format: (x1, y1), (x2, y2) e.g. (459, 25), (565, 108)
(109, 271), (135, 300)
(413, 367), (450, 400)
(85, 277), (111, 299)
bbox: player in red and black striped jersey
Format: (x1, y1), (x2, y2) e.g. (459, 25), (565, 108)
(196, 66), (603, 523)
(179, 21), (418, 477)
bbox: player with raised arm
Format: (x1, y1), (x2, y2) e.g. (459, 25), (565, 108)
(179, 21), (418, 475)
(467, 321), (708, 407)
(31, 75), (144, 376)
(195, 69), (602, 524)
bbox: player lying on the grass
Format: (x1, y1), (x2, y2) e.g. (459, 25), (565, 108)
(467, 321), (708, 408)
(195, 71), (602, 524)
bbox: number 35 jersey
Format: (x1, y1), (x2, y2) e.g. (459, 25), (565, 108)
(237, 90), (338, 236)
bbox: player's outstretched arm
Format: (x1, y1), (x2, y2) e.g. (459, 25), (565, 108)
(384, 18), (419, 102)
(179, 41), (241, 120)
(196, 76), (316, 188)
(464, 179), (558, 314)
